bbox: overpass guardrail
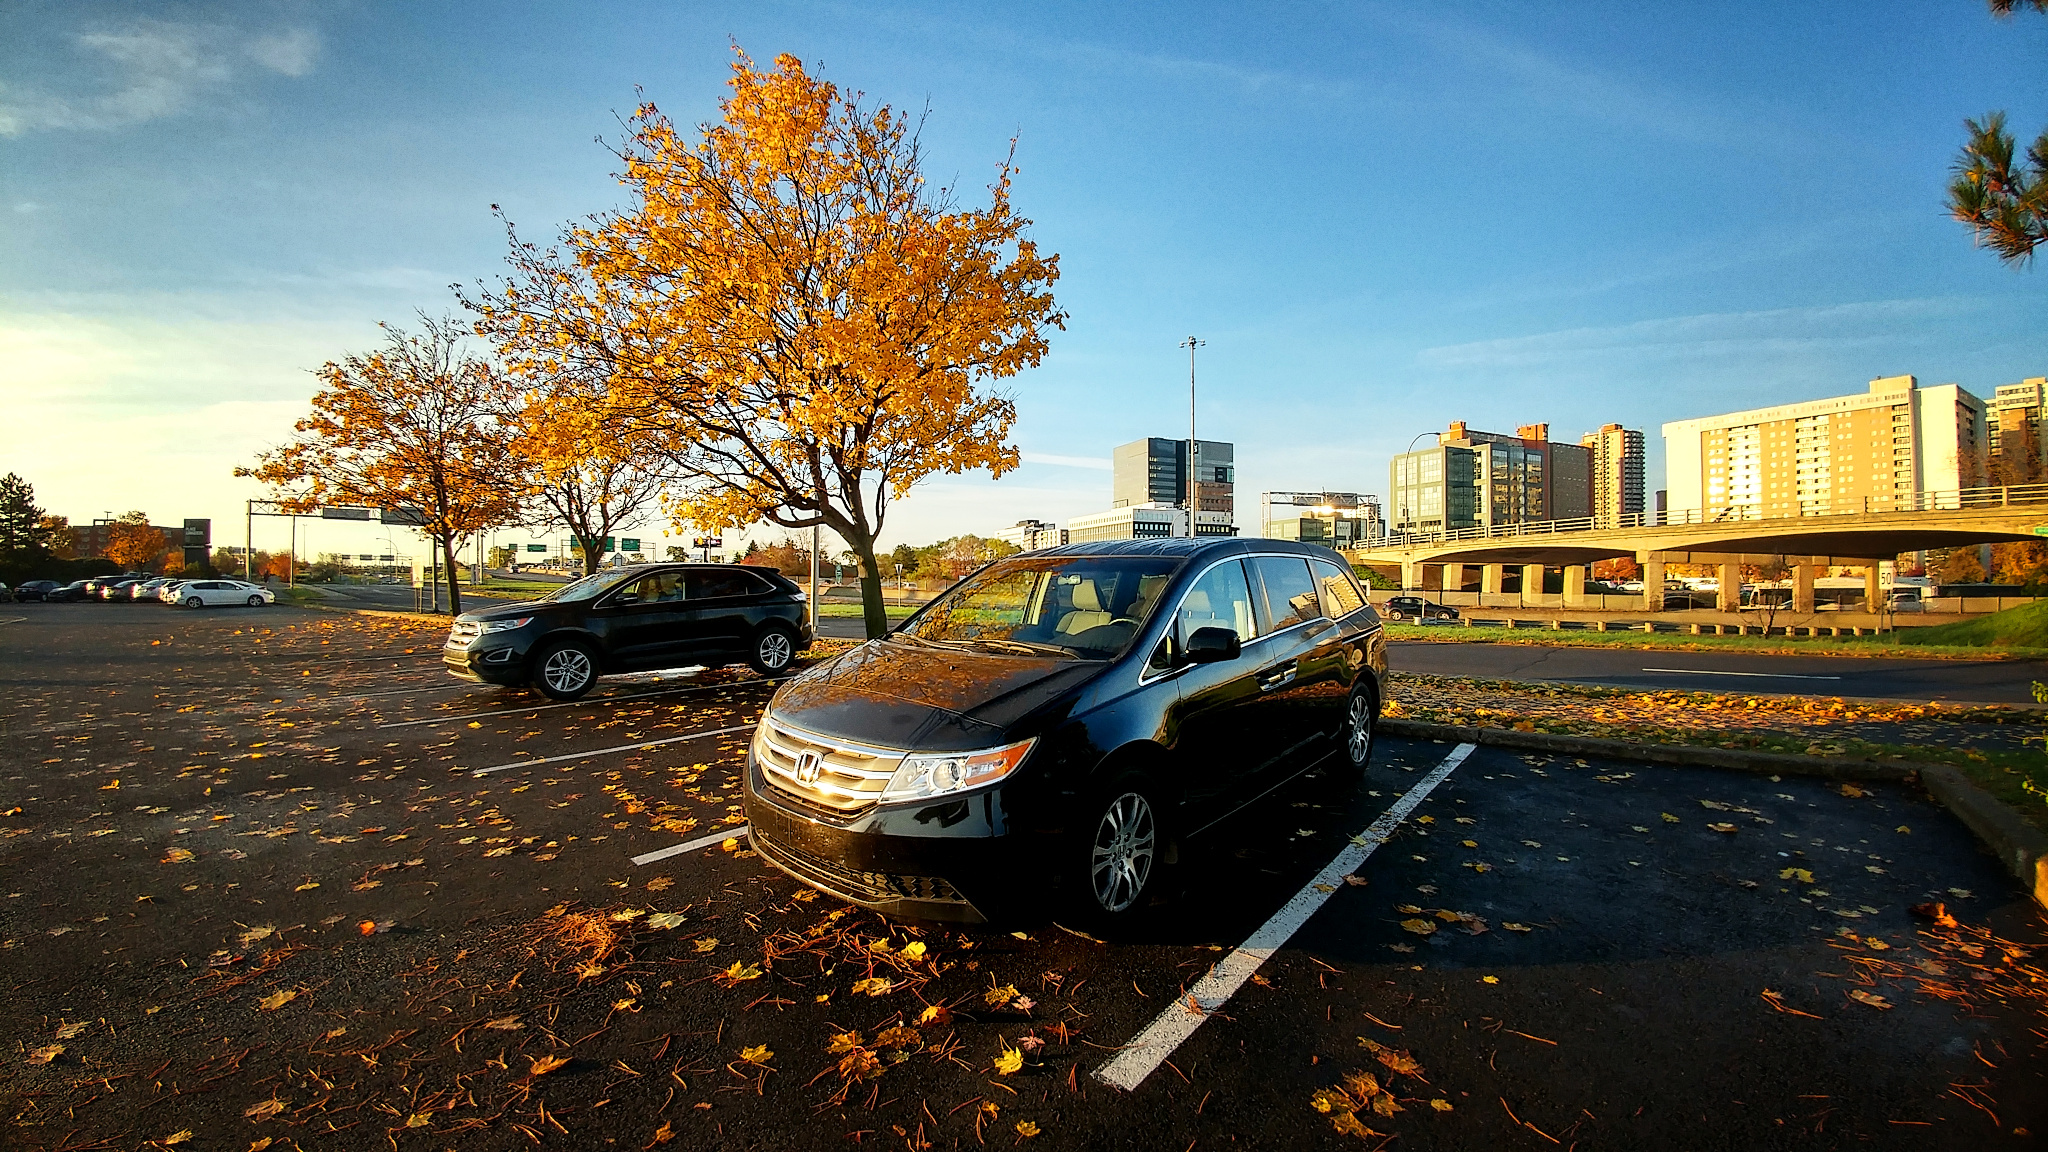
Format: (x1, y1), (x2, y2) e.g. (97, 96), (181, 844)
(1360, 483), (2048, 550)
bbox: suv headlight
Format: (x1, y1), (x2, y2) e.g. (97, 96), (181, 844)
(880, 739), (1036, 802)
(479, 617), (532, 634)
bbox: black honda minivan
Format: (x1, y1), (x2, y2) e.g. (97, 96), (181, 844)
(741, 538), (1385, 926)
(443, 563), (813, 700)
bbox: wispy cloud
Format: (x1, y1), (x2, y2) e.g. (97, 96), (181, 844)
(1021, 451), (1112, 470)
(1417, 298), (1981, 371)
(0, 16), (321, 136)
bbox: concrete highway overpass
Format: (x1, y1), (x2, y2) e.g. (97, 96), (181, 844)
(1344, 488), (2048, 612)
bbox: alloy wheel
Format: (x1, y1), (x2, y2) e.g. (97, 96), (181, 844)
(757, 631), (793, 670)
(1347, 694), (1374, 765)
(543, 647), (593, 695)
(1089, 792), (1156, 913)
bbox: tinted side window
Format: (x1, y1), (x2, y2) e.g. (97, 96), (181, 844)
(632, 572), (686, 602)
(1312, 559), (1366, 617)
(687, 570), (754, 599)
(1176, 560), (1257, 645)
(1254, 556), (1323, 631)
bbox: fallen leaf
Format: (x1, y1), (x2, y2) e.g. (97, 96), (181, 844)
(529, 1054), (569, 1076)
(898, 941), (927, 961)
(610, 908), (645, 922)
(646, 876), (674, 891)
(1343, 875), (1368, 887)
(649, 1121), (675, 1145)
(1398, 918), (1437, 936)
(1909, 902), (1959, 929)
(1430, 1098), (1454, 1111)
(483, 1016), (523, 1030)
(992, 1045), (1024, 1075)
(26, 1044), (62, 1065)
(1660, 813), (1679, 823)
(737, 1044), (773, 1066)
(256, 989), (298, 1011)
(482, 846), (513, 858)
(1015, 1120), (1041, 1138)
(1848, 990), (1892, 1010)
(244, 1098), (288, 1120)
(162, 1131), (193, 1146)
(985, 983), (1021, 1007)
(1948, 888), (1974, 900)
(647, 912), (687, 930)
(716, 961), (763, 985)
(1502, 922), (1532, 932)
(693, 937), (719, 953)
(1838, 783), (1865, 798)
(53, 1022), (87, 1040)
(162, 848), (195, 864)
(238, 925), (274, 948)
(916, 1004), (953, 1027)
(293, 882), (319, 892)
(851, 976), (893, 996)
(1778, 868), (1815, 883)
(1707, 823), (1737, 834)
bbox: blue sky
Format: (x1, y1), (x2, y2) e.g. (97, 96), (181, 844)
(3, 0), (2044, 560)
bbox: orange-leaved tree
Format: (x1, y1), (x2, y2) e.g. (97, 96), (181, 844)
(236, 316), (521, 615)
(496, 365), (668, 576)
(471, 51), (1064, 638)
(103, 511), (169, 570)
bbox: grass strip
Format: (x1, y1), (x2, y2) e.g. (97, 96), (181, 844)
(1382, 622), (2048, 661)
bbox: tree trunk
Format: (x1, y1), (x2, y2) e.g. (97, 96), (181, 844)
(580, 534), (601, 576)
(442, 534), (464, 616)
(848, 532), (889, 640)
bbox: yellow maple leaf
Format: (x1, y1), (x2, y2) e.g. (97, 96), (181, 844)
(1015, 1120), (1041, 1137)
(255, 989), (298, 1011)
(1398, 919), (1437, 936)
(827, 1031), (864, 1054)
(992, 1045), (1024, 1075)
(851, 976), (893, 996)
(738, 1044), (773, 1065)
(716, 961), (763, 985)
(898, 941), (927, 961)
(26, 1044), (63, 1065)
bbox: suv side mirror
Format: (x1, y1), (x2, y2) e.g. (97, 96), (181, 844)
(1184, 626), (1240, 664)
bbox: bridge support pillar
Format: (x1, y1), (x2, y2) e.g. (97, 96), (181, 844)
(1718, 562), (1742, 612)
(1863, 565), (1881, 612)
(1401, 561), (1420, 591)
(1443, 564), (1465, 594)
(1640, 552), (1664, 612)
(1562, 565), (1586, 608)
(1521, 564), (1544, 602)
(1481, 564), (1505, 595)
(1792, 564), (1815, 613)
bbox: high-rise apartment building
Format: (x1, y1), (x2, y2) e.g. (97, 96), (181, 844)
(1110, 437), (1236, 536)
(1988, 376), (2048, 483)
(1388, 422), (1591, 534)
(1662, 375), (1986, 519)
(1581, 423), (1646, 526)
(996, 520), (1068, 551)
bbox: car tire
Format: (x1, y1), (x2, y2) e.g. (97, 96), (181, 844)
(186, 596), (204, 609)
(1068, 775), (1166, 929)
(530, 639), (599, 702)
(247, 595), (263, 607)
(747, 624), (798, 677)
(1342, 683), (1377, 771)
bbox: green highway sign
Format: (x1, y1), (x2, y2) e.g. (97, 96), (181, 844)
(526, 544), (547, 553)
(2034, 526), (2048, 537)
(621, 538), (641, 551)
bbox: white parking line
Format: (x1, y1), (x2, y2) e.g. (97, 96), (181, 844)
(469, 722), (755, 776)
(1640, 667), (1842, 681)
(380, 677), (769, 729)
(631, 825), (750, 866)
(1091, 742), (1477, 1093)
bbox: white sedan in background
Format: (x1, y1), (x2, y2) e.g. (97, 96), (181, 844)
(171, 580), (276, 608)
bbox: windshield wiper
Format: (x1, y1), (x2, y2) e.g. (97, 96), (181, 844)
(957, 638), (1083, 658)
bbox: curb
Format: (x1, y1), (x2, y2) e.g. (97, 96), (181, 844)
(1379, 718), (2048, 910)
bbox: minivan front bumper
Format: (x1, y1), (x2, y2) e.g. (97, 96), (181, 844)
(742, 753), (1019, 924)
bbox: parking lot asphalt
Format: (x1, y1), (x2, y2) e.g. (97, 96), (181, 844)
(1, 603), (2043, 1150)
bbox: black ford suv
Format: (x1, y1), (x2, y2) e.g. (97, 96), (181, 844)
(443, 563), (814, 700)
(741, 538), (1385, 927)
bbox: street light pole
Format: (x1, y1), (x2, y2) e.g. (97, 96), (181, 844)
(1179, 336), (1205, 537)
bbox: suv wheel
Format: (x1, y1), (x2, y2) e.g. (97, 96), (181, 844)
(1344, 687), (1377, 769)
(531, 640), (598, 701)
(747, 625), (797, 677)
(1070, 780), (1163, 926)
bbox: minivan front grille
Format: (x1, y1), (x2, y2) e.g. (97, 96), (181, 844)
(446, 620), (481, 647)
(754, 718), (905, 815)
(752, 826), (965, 905)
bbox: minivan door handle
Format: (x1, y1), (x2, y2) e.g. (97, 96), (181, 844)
(1257, 661), (1297, 692)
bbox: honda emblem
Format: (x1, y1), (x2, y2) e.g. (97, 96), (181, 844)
(793, 750), (823, 785)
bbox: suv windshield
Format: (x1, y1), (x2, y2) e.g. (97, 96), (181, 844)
(542, 569), (642, 603)
(897, 555), (1184, 659)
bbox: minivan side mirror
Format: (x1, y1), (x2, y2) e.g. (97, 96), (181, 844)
(1184, 626), (1240, 664)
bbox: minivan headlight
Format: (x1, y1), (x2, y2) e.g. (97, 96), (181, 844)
(479, 617), (532, 633)
(880, 739), (1036, 802)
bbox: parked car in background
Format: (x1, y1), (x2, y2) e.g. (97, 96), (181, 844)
(128, 577), (174, 601)
(1382, 595), (1459, 622)
(12, 580), (60, 602)
(98, 579), (142, 601)
(48, 580), (94, 602)
(174, 580), (276, 608)
(1888, 589), (1926, 613)
(81, 575), (130, 599)
(741, 538), (1385, 927)
(443, 563), (814, 700)
(158, 581), (190, 604)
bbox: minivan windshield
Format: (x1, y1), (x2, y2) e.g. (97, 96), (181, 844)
(896, 555), (1184, 659)
(542, 569), (641, 603)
